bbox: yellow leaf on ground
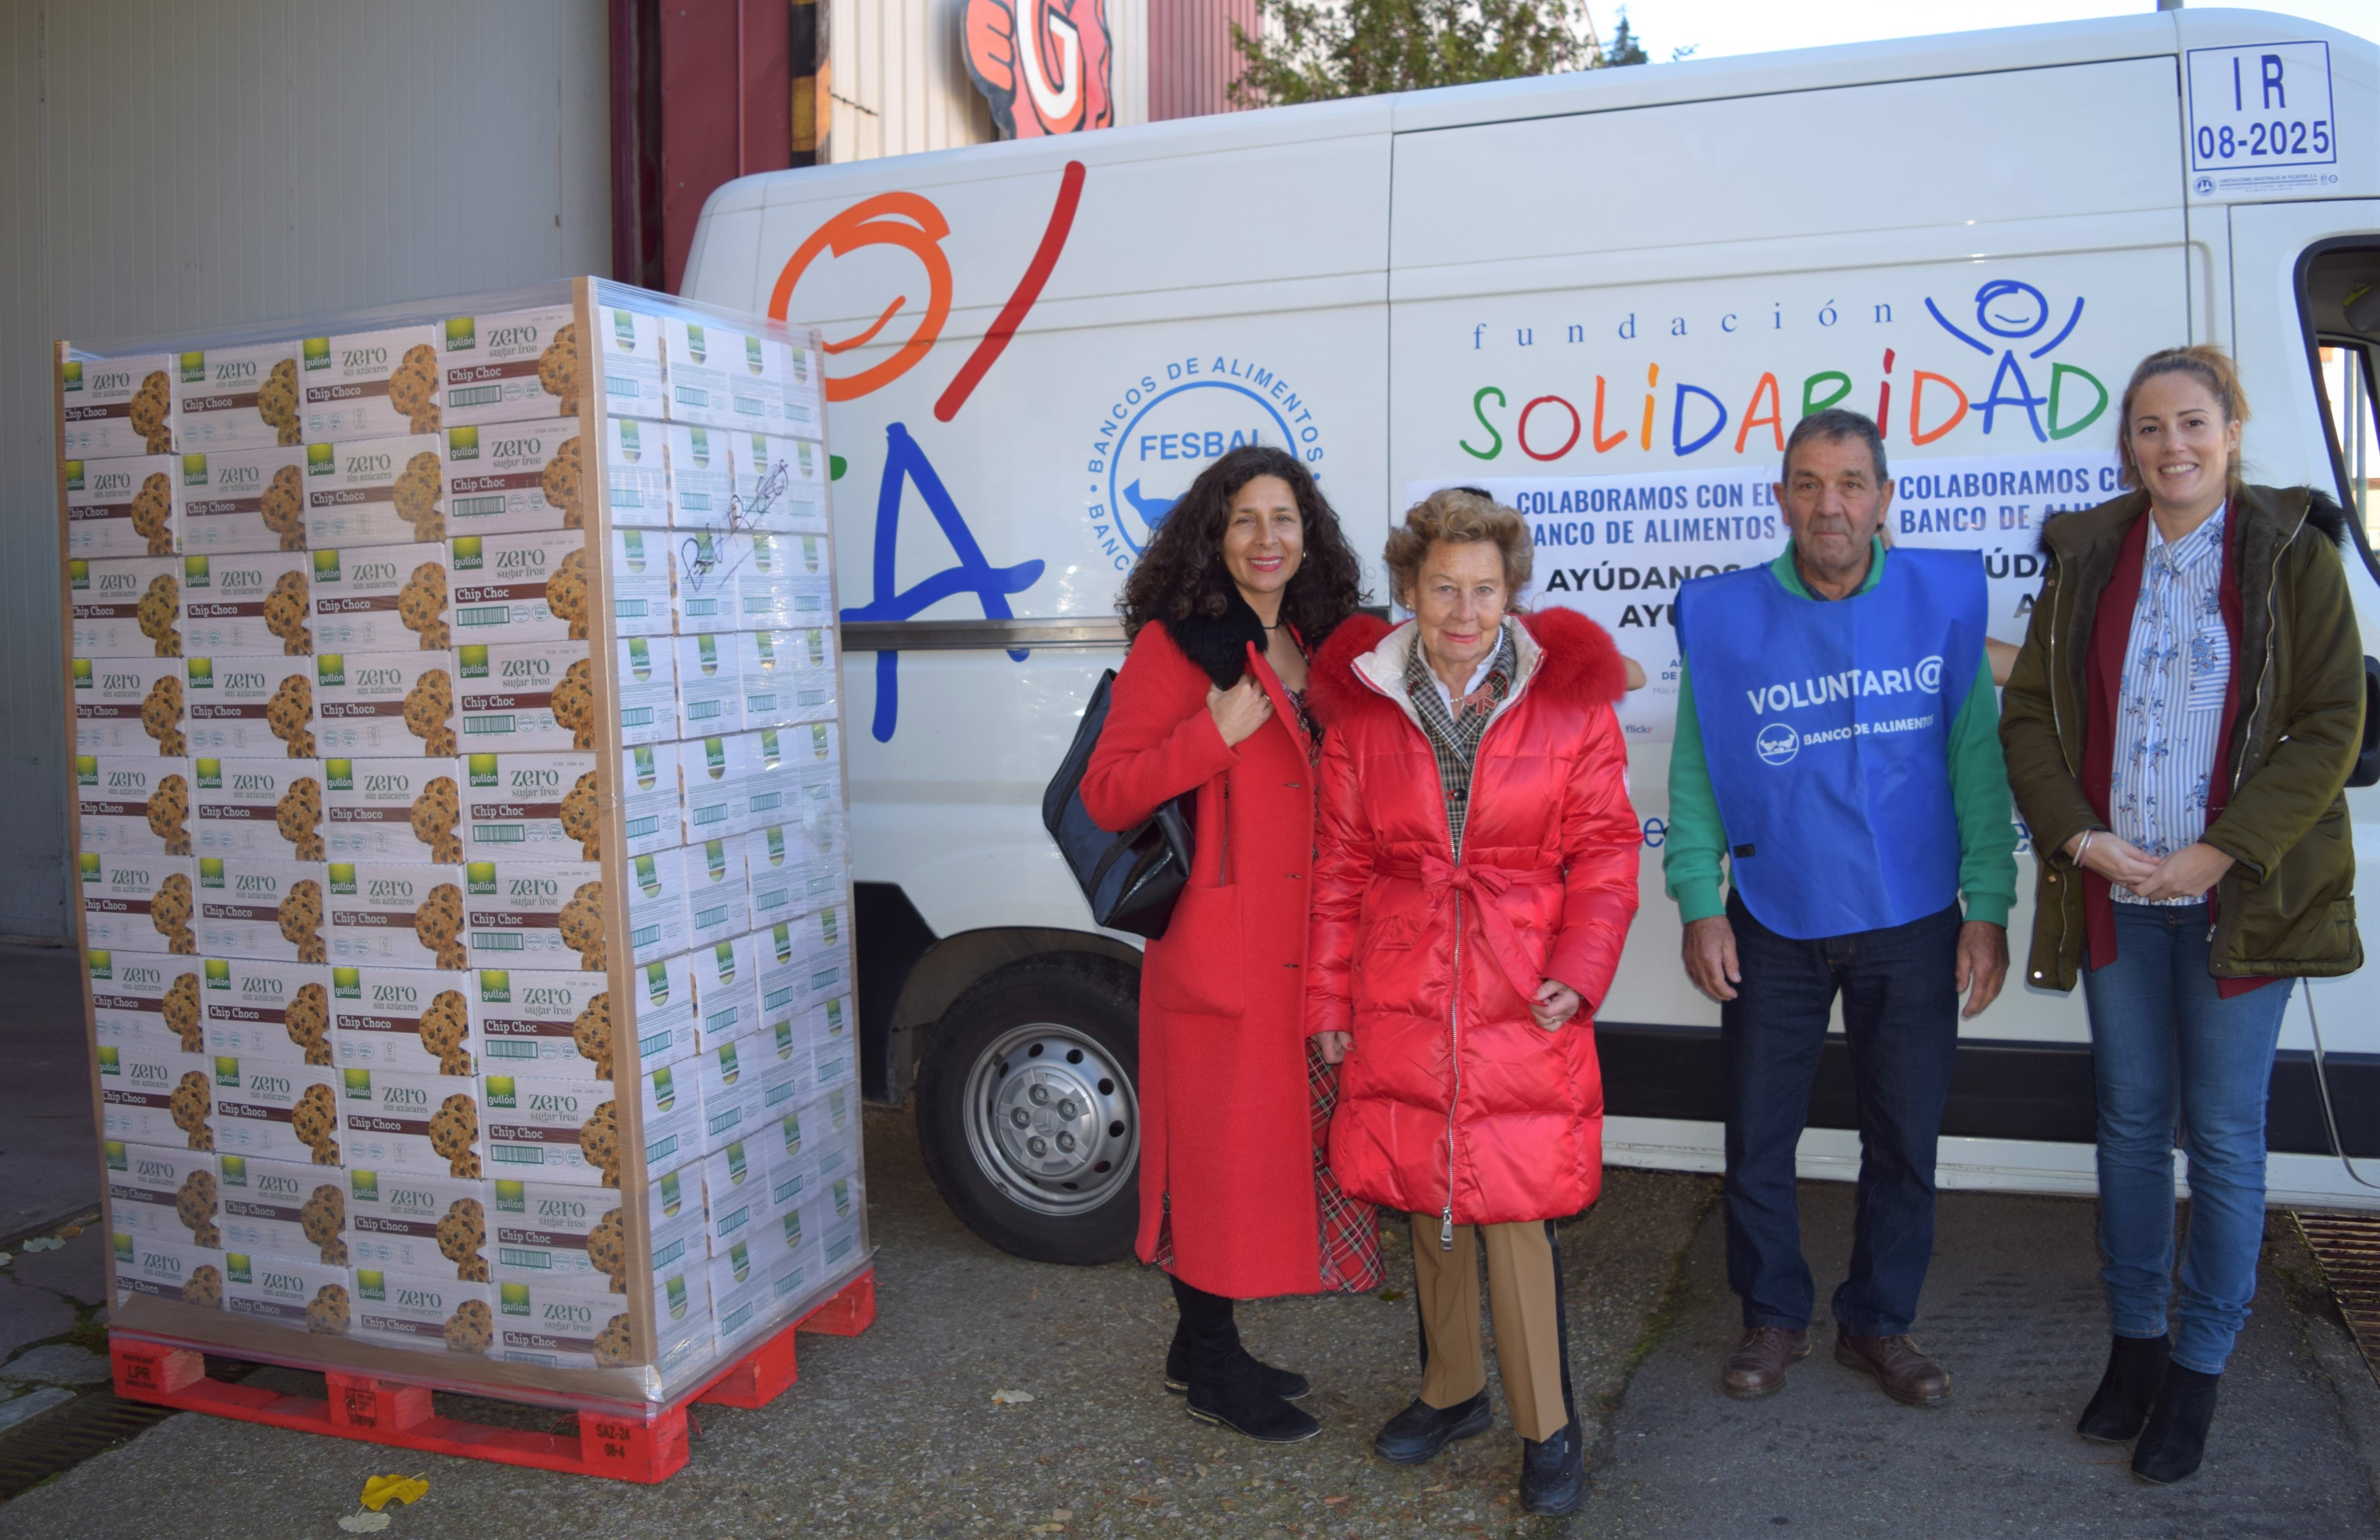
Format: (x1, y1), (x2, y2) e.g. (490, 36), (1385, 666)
(360, 1475), (430, 1511)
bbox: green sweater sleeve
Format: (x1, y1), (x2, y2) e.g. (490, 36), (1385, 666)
(1661, 651), (1731, 924)
(1948, 654), (2018, 928)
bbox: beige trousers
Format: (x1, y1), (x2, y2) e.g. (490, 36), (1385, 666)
(1407, 1214), (1571, 1442)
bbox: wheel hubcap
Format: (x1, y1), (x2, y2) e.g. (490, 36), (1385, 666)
(961, 1022), (1138, 1218)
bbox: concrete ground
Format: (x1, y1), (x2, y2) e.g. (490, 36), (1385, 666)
(0, 1084), (2372, 1535)
(0, 944), (99, 1246)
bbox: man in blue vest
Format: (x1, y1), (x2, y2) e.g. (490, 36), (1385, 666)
(1667, 408), (2014, 1406)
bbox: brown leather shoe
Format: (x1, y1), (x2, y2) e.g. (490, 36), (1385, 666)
(1834, 1331), (1952, 1405)
(1722, 1326), (1811, 1399)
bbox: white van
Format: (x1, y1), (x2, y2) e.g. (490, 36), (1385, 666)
(684, 8), (2380, 1263)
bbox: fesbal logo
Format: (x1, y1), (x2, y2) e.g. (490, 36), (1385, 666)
(1083, 356), (1331, 569)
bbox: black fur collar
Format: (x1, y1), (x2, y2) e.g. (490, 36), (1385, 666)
(1161, 591), (1269, 689)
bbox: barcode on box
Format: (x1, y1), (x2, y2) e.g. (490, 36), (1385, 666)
(705, 1007), (739, 1035)
(450, 385), (504, 408)
(622, 708), (654, 727)
(694, 905), (729, 931)
(631, 924), (659, 948)
(615, 599), (649, 618)
(486, 1039), (537, 1058)
(734, 395), (764, 418)
(457, 605), (509, 627)
(474, 931), (525, 950)
(693, 805), (726, 826)
(498, 1247), (549, 1268)
(750, 792), (781, 813)
(605, 373), (636, 397)
(474, 825), (526, 844)
(675, 386), (708, 408)
(494, 1145), (541, 1165)
(466, 716), (514, 734)
(625, 815), (660, 838)
(764, 986), (794, 1011)
(638, 1028), (672, 1055)
(454, 494), (506, 519)
(680, 493), (712, 512)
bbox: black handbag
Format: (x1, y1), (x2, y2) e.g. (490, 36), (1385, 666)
(1042, 668), (1194, 939)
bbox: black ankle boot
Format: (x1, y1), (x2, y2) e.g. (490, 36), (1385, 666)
(1170, 1275), (1318, 1444)
(2132, 1365), (2220, 1484)
(2076, 1333), (2171, 1443)
(1164, 1324), (1312, 1400)
(1519, 1418), (1586, 1516)
(1372, 1390), (1492, 1465)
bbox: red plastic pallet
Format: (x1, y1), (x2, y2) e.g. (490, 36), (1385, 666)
(108, 1268), (876, 1484)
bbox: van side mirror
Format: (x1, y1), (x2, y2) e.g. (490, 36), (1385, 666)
(2353, 656), (2380, 789)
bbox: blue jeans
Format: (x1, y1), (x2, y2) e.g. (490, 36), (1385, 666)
(2083, 901), (2293, 1375)
(1720, 894), (1963, 1336)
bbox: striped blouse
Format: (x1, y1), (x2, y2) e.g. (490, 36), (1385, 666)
(2107, 506), (2230, 905)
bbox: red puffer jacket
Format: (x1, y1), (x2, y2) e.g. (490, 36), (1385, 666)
(1306, 608), (1639, 1229)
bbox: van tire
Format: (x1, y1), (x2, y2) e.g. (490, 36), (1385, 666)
(914, 955), (1142, 1266)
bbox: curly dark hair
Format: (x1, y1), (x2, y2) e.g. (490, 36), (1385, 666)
(1116, 446), (1366, 644)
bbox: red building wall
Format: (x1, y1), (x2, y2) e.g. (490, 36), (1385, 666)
(1148, 0), (1258, 120)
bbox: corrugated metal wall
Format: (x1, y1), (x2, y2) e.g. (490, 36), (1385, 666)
(0, 0), (610, 942)
(826, 0), (1147, 164)
(1148, 0), (1254, 120)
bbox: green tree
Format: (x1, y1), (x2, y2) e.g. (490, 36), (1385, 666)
(1229, 0), (1627, 108)
(1600, 7), (1649, 66)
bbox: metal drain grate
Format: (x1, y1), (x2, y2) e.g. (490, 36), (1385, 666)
(0, 1357), (256, 1502)
(2295, 1210), (2380, 1382)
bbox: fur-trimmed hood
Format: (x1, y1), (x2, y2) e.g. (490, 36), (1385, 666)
(1157, 589), (1270, 690)
(1307, 606), (1627, 727)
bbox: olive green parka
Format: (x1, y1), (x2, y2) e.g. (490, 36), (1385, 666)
(1999, 484), (2366, 989)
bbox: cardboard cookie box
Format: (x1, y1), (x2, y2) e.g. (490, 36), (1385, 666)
(325, 862), (471, 970)
(613, 637), (679, 748)
(455, 641), (597, 754)
(660, 316), (803, 435)
(76, 753), (194, 858)
(609, 526), (673, 637)
(309, 543), (451, 654)
(192, 756), (324, 859)
(221, 1249), (356, 1335)
(623, 947), (702, 1072)
(198, 957), (335, 1066)
(462, 857), (613, 973)
(488, 1178), (623, 1283)
(351, 1266), (497, 1355)
(484, 1054), (704, 1188)
(623, 847), (694, 967)
(447, 528), (589, 645)
(689, 932), (761, 1051)
(72, 656), (191, 756)
(659, 423), (731, 529)
(208, 1052), (343, 1164)
(445, 420), (583, 538)
(466, 966), (614, 1079)
(65, 455), (183, 560)
(345, 1165), (494, 1277)
(104, 1141), (222, 1245)
(736, 627), (837, 729)
(728, 433), (829, 535)
(176, 341), (304, 451)
(494, 1257), (708, 1374)
(674, 633), (744, 738)
(603, 416), (668, 530)
(181, 444), (311, 555)
(684, 834), (753, 950)
(300, 434), (448, 548)
(70, 556), (185, 658)
(61, 353), (178, 458)
(113, 1232), (227, 1310)
(324, 756), (464, 861)
(178, 552), (316, 656)
(88, 949), (206, 1058)
(97, 1025), (213, 1149)
(462, 751), (602, 860)
(593, 301), (668, 420)
(79, 851), (198, 957)
(216, 1152), (354, 1265)
(194, 855), (327, 965)
(314, 650), (456, 758)
(436, 302), (581, 430)
(329, 965), (478, 1076)
(299, 325), (440, 442)
(339, 1066), (484, 1176)
(620, 741), (683, 857)
(180, 652), (318, 759)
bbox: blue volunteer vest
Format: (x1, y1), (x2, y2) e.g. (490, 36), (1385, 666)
(1674, 546), (1986, 941)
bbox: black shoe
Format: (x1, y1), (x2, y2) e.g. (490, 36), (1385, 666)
(1519, 1418), (1587, 1517)
(2132, 1365), (2220, 1484)
(1165, 1331), (1311, 1400)
(2077, 1333), (2171, 1443)
(1372, 1391), (1492, 1465)
(1185, 1352), (1320, 1444)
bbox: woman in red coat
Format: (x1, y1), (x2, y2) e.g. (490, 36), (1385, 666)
(1080, 445), (1376, 1444)
(1306, 489), (1639, 1516)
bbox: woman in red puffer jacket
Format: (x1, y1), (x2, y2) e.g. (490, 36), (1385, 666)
(1305, 488), (1638, 1517)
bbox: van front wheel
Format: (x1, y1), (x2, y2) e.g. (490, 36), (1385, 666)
(915, 956), (1142, 1265)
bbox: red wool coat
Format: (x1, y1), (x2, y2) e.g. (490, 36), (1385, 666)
(1306, 609), (1640, 1227)
(1080, 618), (1326, 1299)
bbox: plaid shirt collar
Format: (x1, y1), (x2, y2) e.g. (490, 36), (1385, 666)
(1403, 622), (1516, 857)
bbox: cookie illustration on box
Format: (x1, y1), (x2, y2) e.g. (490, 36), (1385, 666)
(545, 546), (592, 641)
(130, 471), (175, 554)
(586, 1208), (628, 1293)
(294, 1081), (340, 1164)
(138, 573), (181, 657)
(410, 775), (461, 864)
(175, 1168), (218, 1244)
(267, 672), (315, 758)
(142, 673), (186, 756)
(573, 991), (613, 1079)
(128, 370), (174, 454)
(277, 774), (325, 860)
(301, 1182), (347, 1265)
(148, 771), (192, 855)
(171, 1069), (212, 1151)
(285, 979), (331, 1065)
(579, 1099), (622, 1188)
(561, 770), (602, 861)
(260, 463), (305, 546)
(415, 881), (466, 969)
(559, 880), (605, 971)
(418, 987), (471, 1073)
(543, 657), (595, 751)
(259, 358), (302, 447)
(436, 1194), (486, 1280)
(541, 434), (585, 529)
(163, 971), (203, 1051)
(398, 562), (449, 650)
(444, 1297), (494, 1353)
(182, 1264), (223, 1309)
(593, 1313), (635, 1368)
(387, 344), (441, 435)
(306, 1281), (350, 1335)
(263, 569), (312, 655)
(278, 878), (326, 963)
(152, 871), (196, 954)
(429, 1092), (479, 1179)
(405, 669), (456, 756)
(392, 450), (446, 541)
(537, 323), (581, 413)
